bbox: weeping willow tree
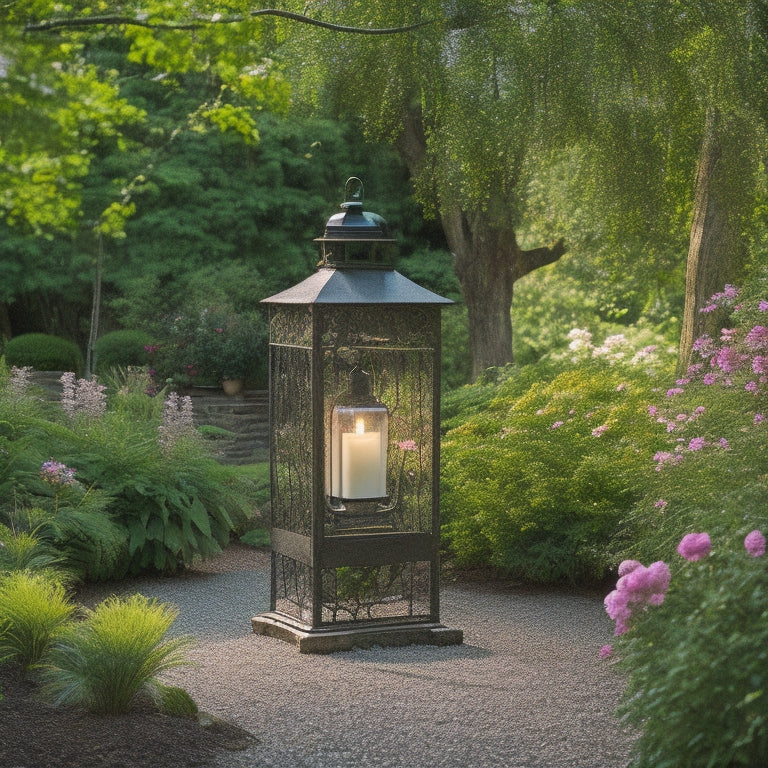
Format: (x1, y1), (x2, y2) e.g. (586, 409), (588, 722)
(278, 0), (768, 376)
(278, 1), (579, 378)
(572, 1), (768, 372)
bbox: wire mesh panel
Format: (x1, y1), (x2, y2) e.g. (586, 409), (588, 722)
(321, 305), (439, 536)
(274, 553), (313, 624)
(320, 561), (431, 625)
(269, 307), (313, 537)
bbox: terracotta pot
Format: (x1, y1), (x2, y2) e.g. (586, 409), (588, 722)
(221, 378), (245, 396)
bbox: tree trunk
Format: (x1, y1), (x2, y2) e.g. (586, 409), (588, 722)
(396, 104), (566, 379)
(678, 107), (748, 373)
(443, 206), (566, 378)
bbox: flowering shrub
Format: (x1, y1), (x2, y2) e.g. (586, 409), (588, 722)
(0, 361), (257, 578)
(441, 352), (667, 582)
(619, 285), (768, 563)
(60, 372), (107, 420)
(604, 531), (768, 768)
(145, 307), (267, 388)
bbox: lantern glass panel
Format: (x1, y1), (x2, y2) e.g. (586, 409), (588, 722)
(328, 404), (389, 502)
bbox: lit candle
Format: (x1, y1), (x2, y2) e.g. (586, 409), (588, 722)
(340, 418), (385, 499)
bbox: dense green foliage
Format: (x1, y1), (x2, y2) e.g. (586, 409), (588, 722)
(93, 330), (152, 375)
(40, 594), (192, 715)
(4, 334), (83, 373)
(441, 332), (676, 582)
(0, 364), (258, 578)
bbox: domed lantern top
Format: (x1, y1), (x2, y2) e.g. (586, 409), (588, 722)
(314, 177), (396, 268)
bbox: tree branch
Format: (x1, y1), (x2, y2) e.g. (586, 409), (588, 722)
(25, 8), (434, 36)
(512, 238), (567, 282)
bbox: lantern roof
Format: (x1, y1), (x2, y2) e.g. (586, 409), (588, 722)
(262, 266), (453, 306)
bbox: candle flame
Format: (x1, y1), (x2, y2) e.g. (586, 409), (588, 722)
(355, 417), (365, 434)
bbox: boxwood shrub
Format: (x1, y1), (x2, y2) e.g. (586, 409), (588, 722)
(94, 330), (152, 375)
(4, 333), (82, 373)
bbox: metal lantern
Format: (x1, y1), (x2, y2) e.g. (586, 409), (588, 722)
(252, 178), (463, 653)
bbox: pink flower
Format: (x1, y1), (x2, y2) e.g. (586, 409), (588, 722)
(654, 499), (668, 510)
(715, 346), (746, 373)
(744, 530), (766, 557)
(719, 438), (730, 449)
(647, 405), (658, 417)
(398, 440), (417, 451)
(759, 300), (768, 312)
(677, 532), (711, 561)
(745, 325), (768, 351)
(688, 437), (706, 451)
(746, 381), (759, 393)
(599, 645), (613, 660)
(666, 388), (684, 397)
(755, 413), (766, 424)
(551, 421), (564, 430)
(591, 424), (608, 437)
(703, 373), (717, 385)
(753, 356), (768, 375)
(618, 559), (643, 577)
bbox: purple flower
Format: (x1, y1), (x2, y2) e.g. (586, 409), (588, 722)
(40, 460), (76, 486)
(688, 437), (706, 451)
(9, 365), (33, 397)
(599, 645), (613, 660)
(715, 346), (747, 373)
(654, 499), (668, 510)
(666, 388), (684, 397)
(744, 530), (766, 557)
(745, 325), (768, 351)
(755, 414), (766, 425)
(759, 300), (768, 312)
(605, 560), (671, 635)
(60, 372), (106, 419)
(746, 381), (759, 393)
(677, 532), (711, 561)
(700, 304), (718, 314)
(158, 392), (196, 451)
(703, 372), (717, 385)
(753, 356), (768, 375)
(693, 335), (716, 357)
(551, 421), (564, 430)
(719, 438), (730, 449)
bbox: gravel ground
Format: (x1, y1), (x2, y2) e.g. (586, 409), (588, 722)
(80, 544), (635, 768)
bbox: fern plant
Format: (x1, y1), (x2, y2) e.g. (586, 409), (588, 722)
(0, 570), (75, 667)
(40, 594), (193, 714)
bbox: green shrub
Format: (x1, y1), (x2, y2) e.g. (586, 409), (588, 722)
(93, 330), (152, 375)
(4, 333), (82, 373)
(156, 683), (198, 717)
(40, 594), (193, 715)
(0, 570), (75, 667)
(441, 354), (666, 583)
(0, 523), (62, 574)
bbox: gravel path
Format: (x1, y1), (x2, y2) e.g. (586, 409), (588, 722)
(80, 544), (634, 768)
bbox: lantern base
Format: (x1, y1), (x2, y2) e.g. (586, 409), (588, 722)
(252, 612), (463, 654)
